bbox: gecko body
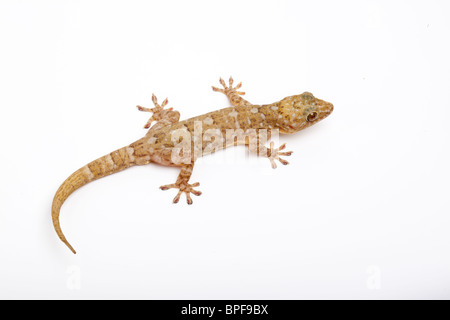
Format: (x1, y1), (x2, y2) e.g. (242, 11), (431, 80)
(52, 77), (333, 254)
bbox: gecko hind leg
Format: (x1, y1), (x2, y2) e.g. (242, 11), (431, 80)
(160, 164), (202, 204)
(212, 76), (252, 107)
(137, 94), (180, 129)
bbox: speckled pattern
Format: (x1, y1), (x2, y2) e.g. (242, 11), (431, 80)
(52, 77), (334, 253)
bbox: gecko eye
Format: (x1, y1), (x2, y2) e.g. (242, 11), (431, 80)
(307, 112), (318, 122)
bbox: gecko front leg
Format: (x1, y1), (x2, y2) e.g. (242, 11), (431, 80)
(265, 142), (293, 169)
(137, 94), (180, 130)
(212, 77), (252, 107)
(160, 163), (202, 204)
(248, 141), (293, 169)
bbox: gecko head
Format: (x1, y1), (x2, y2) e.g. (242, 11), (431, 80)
(276, 92), (333, 134)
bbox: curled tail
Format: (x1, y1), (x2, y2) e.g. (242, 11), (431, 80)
(52, 146), (137, 254)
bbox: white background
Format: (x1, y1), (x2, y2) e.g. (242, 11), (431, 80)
(1, 0), (449, 299)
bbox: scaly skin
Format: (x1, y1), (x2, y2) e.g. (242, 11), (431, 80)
(52, 77), (334, 253)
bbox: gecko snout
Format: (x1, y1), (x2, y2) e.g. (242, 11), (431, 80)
(318, 100), (334, 118)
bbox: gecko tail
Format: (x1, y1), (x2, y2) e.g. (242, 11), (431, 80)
(52, 146), (137, 254)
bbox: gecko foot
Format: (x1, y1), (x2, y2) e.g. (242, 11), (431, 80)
(267, 142), (293, 169)
(212, 76), (245, 96)
(137, 94), (173, 129)
(160, 182), (202, 205)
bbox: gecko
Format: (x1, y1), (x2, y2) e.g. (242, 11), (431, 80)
(52, 77), (334, 254)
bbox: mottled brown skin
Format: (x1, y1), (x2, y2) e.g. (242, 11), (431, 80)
(52, 77), (334, 254)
